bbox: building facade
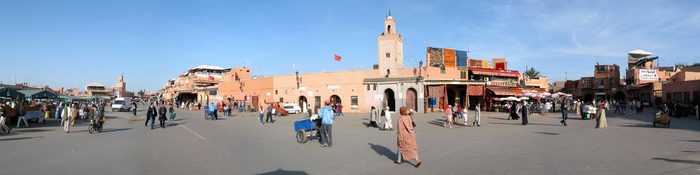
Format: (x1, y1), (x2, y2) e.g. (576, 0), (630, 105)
(593, 64), (622, 101)
(163, 14), (549, 113)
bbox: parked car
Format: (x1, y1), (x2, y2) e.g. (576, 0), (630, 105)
(282, 104), (302, 114)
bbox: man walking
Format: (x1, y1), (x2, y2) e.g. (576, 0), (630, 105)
(561, 100), (569, 126)
(146, 103), (157, 129)
(266, 104), (274, 124)
(132, 101), (138, 116)
(158, 104), (167, 128)
(319, 100), (335, 148)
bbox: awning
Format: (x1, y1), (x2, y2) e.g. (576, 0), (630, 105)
(512, 89), (547, 95)
(60, 96), (87, 102)
(470, 68), (520, 77)
(487, 87), (518, 96)
(0, 87), (25, 99)
(19, 89), (59, 99)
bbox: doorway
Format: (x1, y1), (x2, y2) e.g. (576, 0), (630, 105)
(384, 89), (396, 111)
(298, 96), (308, 113)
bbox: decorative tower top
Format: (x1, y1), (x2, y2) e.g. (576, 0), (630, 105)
(377, 12), (404, 77)
(119, 73), (124, 82)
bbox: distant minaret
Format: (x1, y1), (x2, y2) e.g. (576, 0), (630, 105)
(377, 11), (404, 77)
(116, 73), (126, 97)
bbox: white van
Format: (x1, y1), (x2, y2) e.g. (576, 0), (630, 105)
(112, 97), (132, 112)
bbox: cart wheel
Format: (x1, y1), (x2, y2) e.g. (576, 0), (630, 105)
(296, 130), (307, 143)
(88, 125), (94, 134)
(98, 125), (103, 132)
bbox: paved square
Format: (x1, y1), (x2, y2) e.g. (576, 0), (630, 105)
(1, 107), (699, 175)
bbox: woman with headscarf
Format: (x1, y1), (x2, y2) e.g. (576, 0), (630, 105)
(395, 106), (422, 168)
(367, 106), (378, 128)
(70, 103), (78, 127)
(596, 103), (608, 128)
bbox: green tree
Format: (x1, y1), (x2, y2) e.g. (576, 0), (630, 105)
(524, 67), (542, 79)
(137, 90), (145, 97)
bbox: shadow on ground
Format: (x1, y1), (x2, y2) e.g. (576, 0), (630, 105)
(428, 119), (446, 127)
(0, 136), (44, 141)
(101, 128), (132, 133)
(255, 168), (308, 175)
(369, 143), (396, 161)
(533, 132), (559, 135)
(166, 122), (187, 127)
(652, 158), (700, 165)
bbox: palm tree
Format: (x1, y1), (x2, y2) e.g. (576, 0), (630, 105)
(524, 67), (542, 79)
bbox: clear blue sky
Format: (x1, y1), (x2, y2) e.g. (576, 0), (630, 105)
(1, 0), (699, 92)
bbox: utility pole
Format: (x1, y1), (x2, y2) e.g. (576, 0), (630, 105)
(565, 72), (568, 80)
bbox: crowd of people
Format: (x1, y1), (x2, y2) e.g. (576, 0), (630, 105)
(0, 99), (110, 134)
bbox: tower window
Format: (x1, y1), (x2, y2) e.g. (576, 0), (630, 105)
(386, 53), (390, 58)
(387, 25), (392, 34)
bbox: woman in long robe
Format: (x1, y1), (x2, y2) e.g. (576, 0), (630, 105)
(576, 100), (581, 115)
(510, 103), (519, 120)
(395, 107), (421, 167)
(596, 105), (608, 128)
(521, 103), (528, 125)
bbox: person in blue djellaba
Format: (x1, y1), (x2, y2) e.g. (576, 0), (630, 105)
(319, 100), (336, 148)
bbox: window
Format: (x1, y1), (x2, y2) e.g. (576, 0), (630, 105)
(440, 66), (446, 74)
(595, 66), (606, 72)
(460, 71), (467, 79)
(373, 84), (377, 91)
(366, 84), (370, 91)
(351, 96), (359, 109)
(209, 90), (217, 95)
(386, 53), (390, 58)
(275, 90), (278, 95)
(280, 97), (284, 103)
(598, 79), (605, 86)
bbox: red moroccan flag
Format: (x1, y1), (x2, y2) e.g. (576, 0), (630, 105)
(334, 54), (341, 61)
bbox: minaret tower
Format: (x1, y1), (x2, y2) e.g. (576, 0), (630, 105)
(377, 11), (404, 77)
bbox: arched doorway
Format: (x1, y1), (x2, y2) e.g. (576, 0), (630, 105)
(406, 88), (417, 111)
(329, 95), (342, 107)
(384, 89), (396, 111)
(298, 96), (308, 113)
(614, 91), (626, 101)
